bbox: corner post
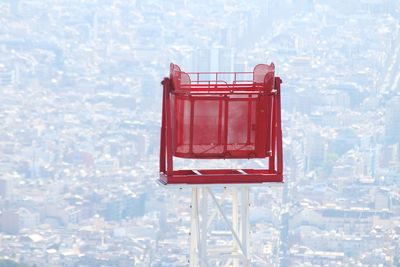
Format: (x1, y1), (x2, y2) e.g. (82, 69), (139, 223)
(275, 77), (283, 178)
(160, 79), (167, 174)
(163, 78), (174, 178)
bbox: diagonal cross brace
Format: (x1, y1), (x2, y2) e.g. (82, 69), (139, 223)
(206, 188), (247, 257)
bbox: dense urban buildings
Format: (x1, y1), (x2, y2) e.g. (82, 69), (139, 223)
(0, 0), (399, 266)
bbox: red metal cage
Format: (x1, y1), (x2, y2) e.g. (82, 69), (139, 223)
(159, 63), (283, 184)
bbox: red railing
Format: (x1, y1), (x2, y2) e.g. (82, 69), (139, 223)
(170, 63), (275, 93)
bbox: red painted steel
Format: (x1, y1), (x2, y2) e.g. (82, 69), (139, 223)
(159, 63), (283, 184)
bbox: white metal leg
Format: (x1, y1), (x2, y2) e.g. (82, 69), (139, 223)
(241, 187), (250, 267)
(232, 188), (239, 267)
(190, 188), (198, 267)
(200, 188), (208, 266)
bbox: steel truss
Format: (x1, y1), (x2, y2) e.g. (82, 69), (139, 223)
(189, 186), (250, 267)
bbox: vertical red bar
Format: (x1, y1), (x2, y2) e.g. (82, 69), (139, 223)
(189, 97), (194, 155)
(160, 79), (167, 173)
(218, 98), (223, 145)
(164, 79), (173, 177)
(246, 95), (252, 145)
(223, 96), (229, 154)
(269, 95), (276, 171)
(175, 95), (182, 150)
(275, 77), (283, 176)
(265, 94), (272, 153)
(255, 95), (267, 157)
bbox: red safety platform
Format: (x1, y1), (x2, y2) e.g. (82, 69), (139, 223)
(159, 63), (283, 184)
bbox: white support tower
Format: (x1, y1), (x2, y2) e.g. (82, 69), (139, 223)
(189, 186), (250, 267)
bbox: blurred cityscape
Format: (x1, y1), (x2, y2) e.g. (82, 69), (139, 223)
(0, 0), (400, 266)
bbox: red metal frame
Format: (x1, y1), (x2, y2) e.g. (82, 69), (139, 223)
(159, 63), (283, 184)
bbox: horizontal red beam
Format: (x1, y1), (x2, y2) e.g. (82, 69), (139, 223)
(159, 169), (283, 184)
